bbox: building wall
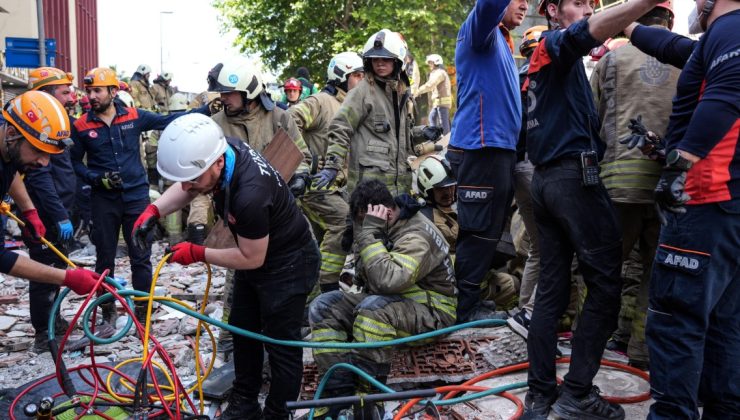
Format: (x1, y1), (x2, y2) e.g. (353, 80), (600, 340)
(75, 0), (98, 86)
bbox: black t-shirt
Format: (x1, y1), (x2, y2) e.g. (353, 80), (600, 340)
(0, 117), (19, 198)
(213, 138), (311, 263)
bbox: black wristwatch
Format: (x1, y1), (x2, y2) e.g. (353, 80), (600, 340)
(666, 150), (693, 171)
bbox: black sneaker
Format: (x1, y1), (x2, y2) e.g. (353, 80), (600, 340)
(458, 306), (508, 325)
(219, 391), (263, 420)
(522, 389), (558, 419)
(605, 339), (628, 355)
(551, 386), (625, 420)
(507, 308), (530, 339)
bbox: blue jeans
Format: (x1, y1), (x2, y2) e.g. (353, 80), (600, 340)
(647, 199), (740, 419)
(527, 159), (622, 397)
(429, 107), (451, 135)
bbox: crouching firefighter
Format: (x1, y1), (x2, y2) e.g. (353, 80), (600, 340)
(308, 179), (457, 419)
(132, 114), (319, 420)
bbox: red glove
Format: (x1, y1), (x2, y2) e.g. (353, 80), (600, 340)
(22, 209), (46, 239)
(168, 242), (207, 266)
(132, 204), (161, 250)
(63, 268), (101, 295)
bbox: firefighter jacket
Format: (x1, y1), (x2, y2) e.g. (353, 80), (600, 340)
(325, 74), (416, 196)
(591, 36), (680, 204)
(356, 211), (457, 310)
(420, 205), (458, 254)
(71, 101), (205, 201)
(129, 78), (156, 111)
(211, 105), (312, 175)
(151, 82), (174, 112)
(416, 67), (452, 109)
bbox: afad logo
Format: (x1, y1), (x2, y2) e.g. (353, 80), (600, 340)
(89, 130), (98, 139)
(56, 130), (70, 137)
(26, 110), (39, 123)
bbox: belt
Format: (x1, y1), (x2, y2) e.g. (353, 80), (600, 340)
(535, 156), (581, 171)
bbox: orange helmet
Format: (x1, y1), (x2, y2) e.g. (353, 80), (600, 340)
(520, 25), (548, 57)
(538, 0), (601, 16)
(83, 67), (119, 88)
(2, 91), (71, 154)
(284, 78), (302, 91)
(28, 67), (74, 91)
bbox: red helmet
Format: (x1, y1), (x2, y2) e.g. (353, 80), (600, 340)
(283, 78), (302, 91)
(118, 81), (130, 92)
(656, 0), (673, 15)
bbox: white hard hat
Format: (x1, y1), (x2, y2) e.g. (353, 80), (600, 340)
(157, 114), (227, 182)
(207, 57), (264, 100)
(362, 29), (407, 63)
(327, 52), (364, 84)
(416, 155), (456, 199)
(161, 72), (173, 82)
(116, 91), (135, 108)
(137, 64), (151, 75)
(168, 92), (189, 112)
(426, 54), (443, 66)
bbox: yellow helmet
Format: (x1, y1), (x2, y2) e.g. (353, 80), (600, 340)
(28, 67), (74, 91)
(2, 91), (71, 154)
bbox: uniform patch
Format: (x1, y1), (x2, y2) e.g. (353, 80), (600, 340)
(656, 244), (710, 276)
(26, 110), (39, 122)
(639, 56), (669, 86)
(40, 70), (49, 77)
(228, 74), (239, 84)
(463, 190), (488, 200)
(89, 130), (98, 139)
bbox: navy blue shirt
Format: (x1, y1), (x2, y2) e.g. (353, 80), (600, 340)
(631, 11), (740, 203)
(0, 115), (20, 272)
(24, 115), (77, 227)
(524, 19), (603, 166)
(71, 100), (204, 201)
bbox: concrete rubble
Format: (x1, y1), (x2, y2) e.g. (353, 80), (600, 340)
(0, 238), (654, 418)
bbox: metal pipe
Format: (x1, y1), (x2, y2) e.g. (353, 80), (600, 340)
(36, 0), (46, 66)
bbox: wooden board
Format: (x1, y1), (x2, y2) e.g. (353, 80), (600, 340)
(262, 128), (304, 182)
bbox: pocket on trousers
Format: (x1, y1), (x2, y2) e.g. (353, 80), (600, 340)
(457, 186), (494, 232)
(652, 243), (711, 309)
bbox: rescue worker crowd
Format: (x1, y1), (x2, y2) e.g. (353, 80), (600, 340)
(0, 0), (736, 419)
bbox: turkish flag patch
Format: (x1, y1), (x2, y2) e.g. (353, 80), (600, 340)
(26, 110), (39, 122)
(89, 130), (98, 139)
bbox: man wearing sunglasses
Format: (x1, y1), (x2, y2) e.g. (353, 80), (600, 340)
(0, 91), (99, 299)
(70, 67), (207, 325)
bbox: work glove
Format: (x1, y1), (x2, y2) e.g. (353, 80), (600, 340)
(288, 172), (310, 197)
(166, 242), (206, 266)
(654, 167), (691, 225)
(57, 219), (73, 242)
(22, 209), (46, 240)
(312, 168), (338, 190)
(63, 268), (101, 295)
(132, 204), (160, 250)
(422, 125), (443, 142)
(94, 171), (124, 190)
(620, 115), (665, 161)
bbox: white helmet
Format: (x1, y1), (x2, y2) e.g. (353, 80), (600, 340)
(116, 91), (135, 108)
(160, 72), (173, 82)
(416, 155), (456, 199)
(362, 29), (407, 64)
(168, 92), (189, 112)
(136, 64), (151, 75)
(207, 57), (264, 99)
(157, 114), (227, 182)
(426, 54), (443, 66)
(327, 52), (364, 84)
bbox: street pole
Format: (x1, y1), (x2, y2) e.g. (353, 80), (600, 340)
(36, 0), (46, 67)
(160, 11), (173, 74)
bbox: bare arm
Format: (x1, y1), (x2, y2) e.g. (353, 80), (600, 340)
(588, 0), (661, 42)
(8, 172), (36, 212)
(204, 234), (269, 270)
(151, 182), (198, 216)
(9, 254), (66, 285)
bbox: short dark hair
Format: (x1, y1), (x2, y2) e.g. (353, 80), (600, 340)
(349, 180), (396, 220)
(637, 7), (673, 28)
(297, 67), (310, 80)
(38, 85), (60, 96)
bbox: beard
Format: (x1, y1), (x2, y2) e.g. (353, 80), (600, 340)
(7, 141), (39, 173)
(90, 95), (113, 113)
